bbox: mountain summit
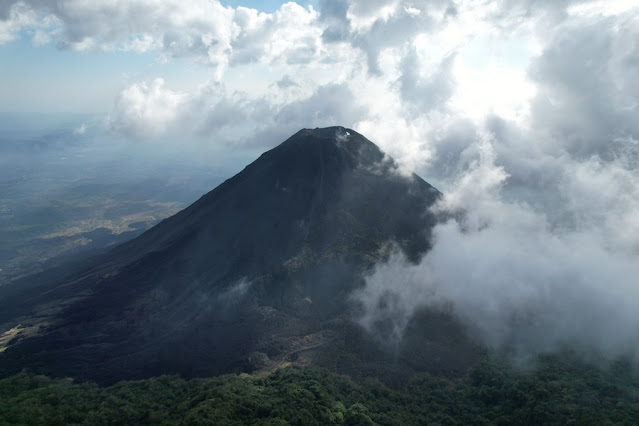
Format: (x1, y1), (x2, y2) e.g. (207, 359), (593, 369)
(0, 127), (476, 384)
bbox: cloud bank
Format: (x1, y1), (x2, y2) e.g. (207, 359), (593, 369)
(350, 2), (639, 362)
(354, 141), (639, 361)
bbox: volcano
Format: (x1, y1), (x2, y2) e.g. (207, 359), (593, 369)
(0, 127), (478, 384)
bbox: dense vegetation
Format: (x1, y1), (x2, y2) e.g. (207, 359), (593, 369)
(1, 355), (638, 425)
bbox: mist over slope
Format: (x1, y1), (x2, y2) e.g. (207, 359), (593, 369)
(355, 133), (639, 364)
(347, 6), (639, 366)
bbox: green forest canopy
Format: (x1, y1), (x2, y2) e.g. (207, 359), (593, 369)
(1, 354), (638, 425)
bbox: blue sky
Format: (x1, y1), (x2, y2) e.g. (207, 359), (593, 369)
(222, 0), (316, 12)
(1, 37), (151, 113)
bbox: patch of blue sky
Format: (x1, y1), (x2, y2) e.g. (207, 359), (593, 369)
(0, 32), (212, 113)
(222, 0), (317, 12)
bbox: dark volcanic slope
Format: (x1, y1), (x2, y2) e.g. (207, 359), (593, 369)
(0, 127), (477, 384)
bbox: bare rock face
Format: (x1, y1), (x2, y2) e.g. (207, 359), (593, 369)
(0, 127), (478, 385)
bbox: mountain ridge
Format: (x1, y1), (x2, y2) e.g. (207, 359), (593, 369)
(0, 127), (477, 385)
